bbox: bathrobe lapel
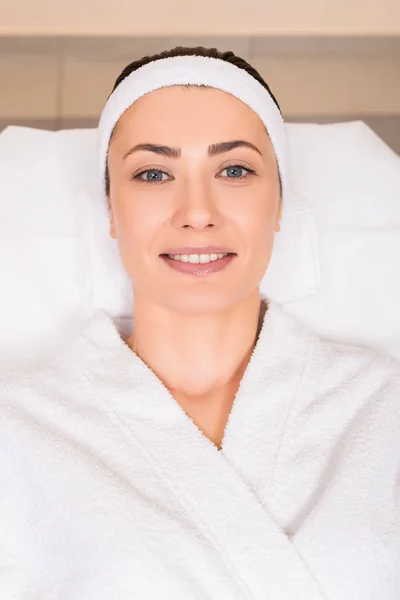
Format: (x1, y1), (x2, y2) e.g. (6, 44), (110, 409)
(107, 300), (327, 600)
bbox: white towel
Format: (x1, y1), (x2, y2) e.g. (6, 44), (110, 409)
(1, 298), (399, 599)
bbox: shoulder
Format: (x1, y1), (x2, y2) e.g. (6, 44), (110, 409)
(270, 302), (400, 421)
(274, 308), (400, 486)
(317, 334), (400, 403)
(272, 302), (400, 387)
(320, 339), (400, 445)
(0, 309), (123, 402)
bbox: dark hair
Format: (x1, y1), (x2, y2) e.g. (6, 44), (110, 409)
(104, 45), (282, 198)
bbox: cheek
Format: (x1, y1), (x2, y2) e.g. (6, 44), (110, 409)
(232, 191), (278, 243)
(232, 191), (278, 280)
(112, 191), (168, 259)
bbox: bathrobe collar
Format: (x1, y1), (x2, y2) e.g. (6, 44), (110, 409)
(71, 296), (326, 599)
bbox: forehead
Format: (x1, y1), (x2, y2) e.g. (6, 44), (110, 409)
(112, 85), (268, 145)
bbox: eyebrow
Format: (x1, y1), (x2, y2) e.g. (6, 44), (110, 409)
(122, 140), (262, 160)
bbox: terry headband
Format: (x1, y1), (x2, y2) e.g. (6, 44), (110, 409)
(98, 55), (290, 202)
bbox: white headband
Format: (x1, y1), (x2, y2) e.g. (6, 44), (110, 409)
(98, 55), (290, 202)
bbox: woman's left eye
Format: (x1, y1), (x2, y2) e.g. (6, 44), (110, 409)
(219, 165), (255, 179)
(132, 169), (170, 182)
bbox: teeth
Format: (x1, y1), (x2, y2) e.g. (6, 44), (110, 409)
(167, 253), (228, 263)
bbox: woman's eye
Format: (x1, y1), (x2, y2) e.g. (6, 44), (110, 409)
(132, 169), (170, 183)
(219, 165), (255, 179)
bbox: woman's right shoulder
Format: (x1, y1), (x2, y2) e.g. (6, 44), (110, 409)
(0, 308), (138, 422)
(0, 310), (120, 396)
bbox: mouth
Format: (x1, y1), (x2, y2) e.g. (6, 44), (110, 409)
(159, 252), (237, 276)
(160, 252), (237, 264)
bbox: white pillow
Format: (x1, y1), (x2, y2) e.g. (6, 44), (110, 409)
(0, 121), (399, 365)
(0, 127), (92, 368)
(282, 122), (400, 361)
(287, 121), (400, 230)
(0, 234), (88, 367)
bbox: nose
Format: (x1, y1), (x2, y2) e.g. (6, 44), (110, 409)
(173, 178), (221, 230)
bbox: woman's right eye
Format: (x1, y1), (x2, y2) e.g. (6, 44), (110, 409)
(132, 169), (170, 183)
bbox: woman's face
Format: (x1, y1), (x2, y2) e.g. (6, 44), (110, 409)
(107, 85), (281, 314)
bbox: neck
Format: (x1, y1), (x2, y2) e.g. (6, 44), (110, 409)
(126, 289), (267, 400)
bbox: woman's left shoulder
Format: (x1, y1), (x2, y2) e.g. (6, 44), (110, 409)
(311, 333), (400, 429)
(321, 335), (399, 386)
(275, 303), (400, 396)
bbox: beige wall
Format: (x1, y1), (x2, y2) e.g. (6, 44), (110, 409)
(253, 58), (400, 117)
(1, 36), (399, 124)
(1, 34), (399, 152)
(2, 0), (400, 35)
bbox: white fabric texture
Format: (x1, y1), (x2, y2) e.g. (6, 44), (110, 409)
(98, 55), (290, 204)
(1, 296), (399, 599)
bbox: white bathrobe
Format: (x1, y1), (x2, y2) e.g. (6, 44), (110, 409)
(1, 298), (399, 600)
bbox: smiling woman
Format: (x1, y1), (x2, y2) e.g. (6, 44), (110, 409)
(106, 81), (282, 322)
(103, 70), (284, 416)
(1, 45), (399, 600)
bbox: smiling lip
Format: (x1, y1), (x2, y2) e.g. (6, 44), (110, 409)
(161, 246), (236, 255)
(161, 253), (236, 276)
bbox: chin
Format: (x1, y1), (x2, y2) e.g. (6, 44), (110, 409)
(160, 286), (254, 315)
(160, 290), (239, 315)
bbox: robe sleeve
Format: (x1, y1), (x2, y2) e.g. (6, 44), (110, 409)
(353, 376), (400, 591)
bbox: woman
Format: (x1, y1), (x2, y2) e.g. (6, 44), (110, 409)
(1, 46), (399, 599)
